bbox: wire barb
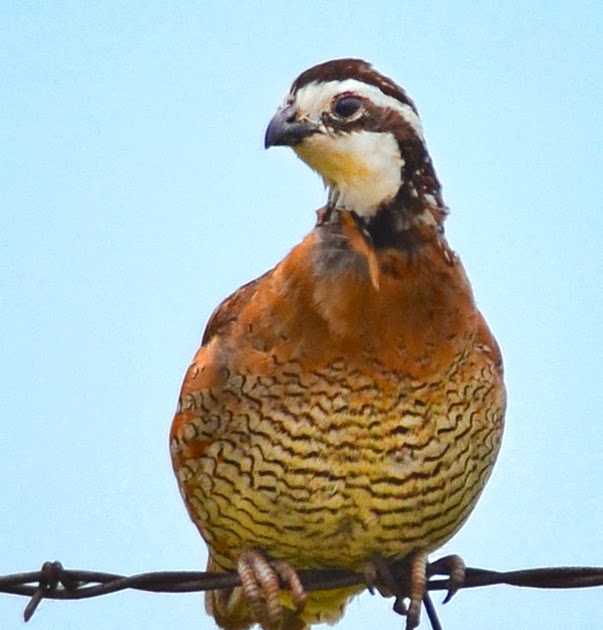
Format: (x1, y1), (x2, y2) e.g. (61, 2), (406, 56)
(23, 561), (66, 622)
(1, 557), (602, 628)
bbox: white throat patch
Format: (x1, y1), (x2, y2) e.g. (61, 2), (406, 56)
(294, 129), (404, 217)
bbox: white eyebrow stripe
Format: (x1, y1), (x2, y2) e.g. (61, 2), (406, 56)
(292, 79), (424, 139)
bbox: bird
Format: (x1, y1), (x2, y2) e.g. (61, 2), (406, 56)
(170, 58), (506, 630)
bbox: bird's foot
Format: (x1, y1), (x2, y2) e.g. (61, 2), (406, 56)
(364, 550), (427, 630)
(427, 554), (466, 603)
(238, 548), (307, 629)
(404, 550), (428, 630)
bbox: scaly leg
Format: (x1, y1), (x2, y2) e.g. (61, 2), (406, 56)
(406, 550), (428, 630)
(364, 551), (427, 630)
(238, 548), (307, 629)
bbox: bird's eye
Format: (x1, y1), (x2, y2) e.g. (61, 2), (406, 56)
(332, 95), (363, 118)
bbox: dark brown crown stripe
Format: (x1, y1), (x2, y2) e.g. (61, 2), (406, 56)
(291, 58), (418, 114)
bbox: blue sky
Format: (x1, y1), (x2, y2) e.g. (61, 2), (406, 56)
(1, 2), (602, 629)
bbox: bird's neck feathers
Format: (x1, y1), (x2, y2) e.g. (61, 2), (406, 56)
(312, 129), (448, 253)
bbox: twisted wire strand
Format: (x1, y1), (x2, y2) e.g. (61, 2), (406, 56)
(2, 559), (602, 626)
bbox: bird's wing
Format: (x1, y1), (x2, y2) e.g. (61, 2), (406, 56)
(200, 271), (270, 346)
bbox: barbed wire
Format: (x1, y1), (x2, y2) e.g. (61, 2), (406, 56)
(2, 558), (602, 628)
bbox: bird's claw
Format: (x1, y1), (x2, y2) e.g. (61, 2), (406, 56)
(428, 554), (466, 603)
(405, 550), (428, 630)
(364, 551), (427, 630)
(238, 548), (306, 629)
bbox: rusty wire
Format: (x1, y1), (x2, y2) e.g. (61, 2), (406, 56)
(1, 558), (602, 628)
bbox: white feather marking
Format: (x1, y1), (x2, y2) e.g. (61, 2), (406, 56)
(292, 79), (424, 139)
(281, 77), (430, 216)
(294, 130), (404, 217)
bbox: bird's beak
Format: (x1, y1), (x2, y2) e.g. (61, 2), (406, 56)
(264, 105), (319, 149)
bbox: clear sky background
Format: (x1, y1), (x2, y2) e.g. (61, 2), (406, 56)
(1, 2), (602, 629)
